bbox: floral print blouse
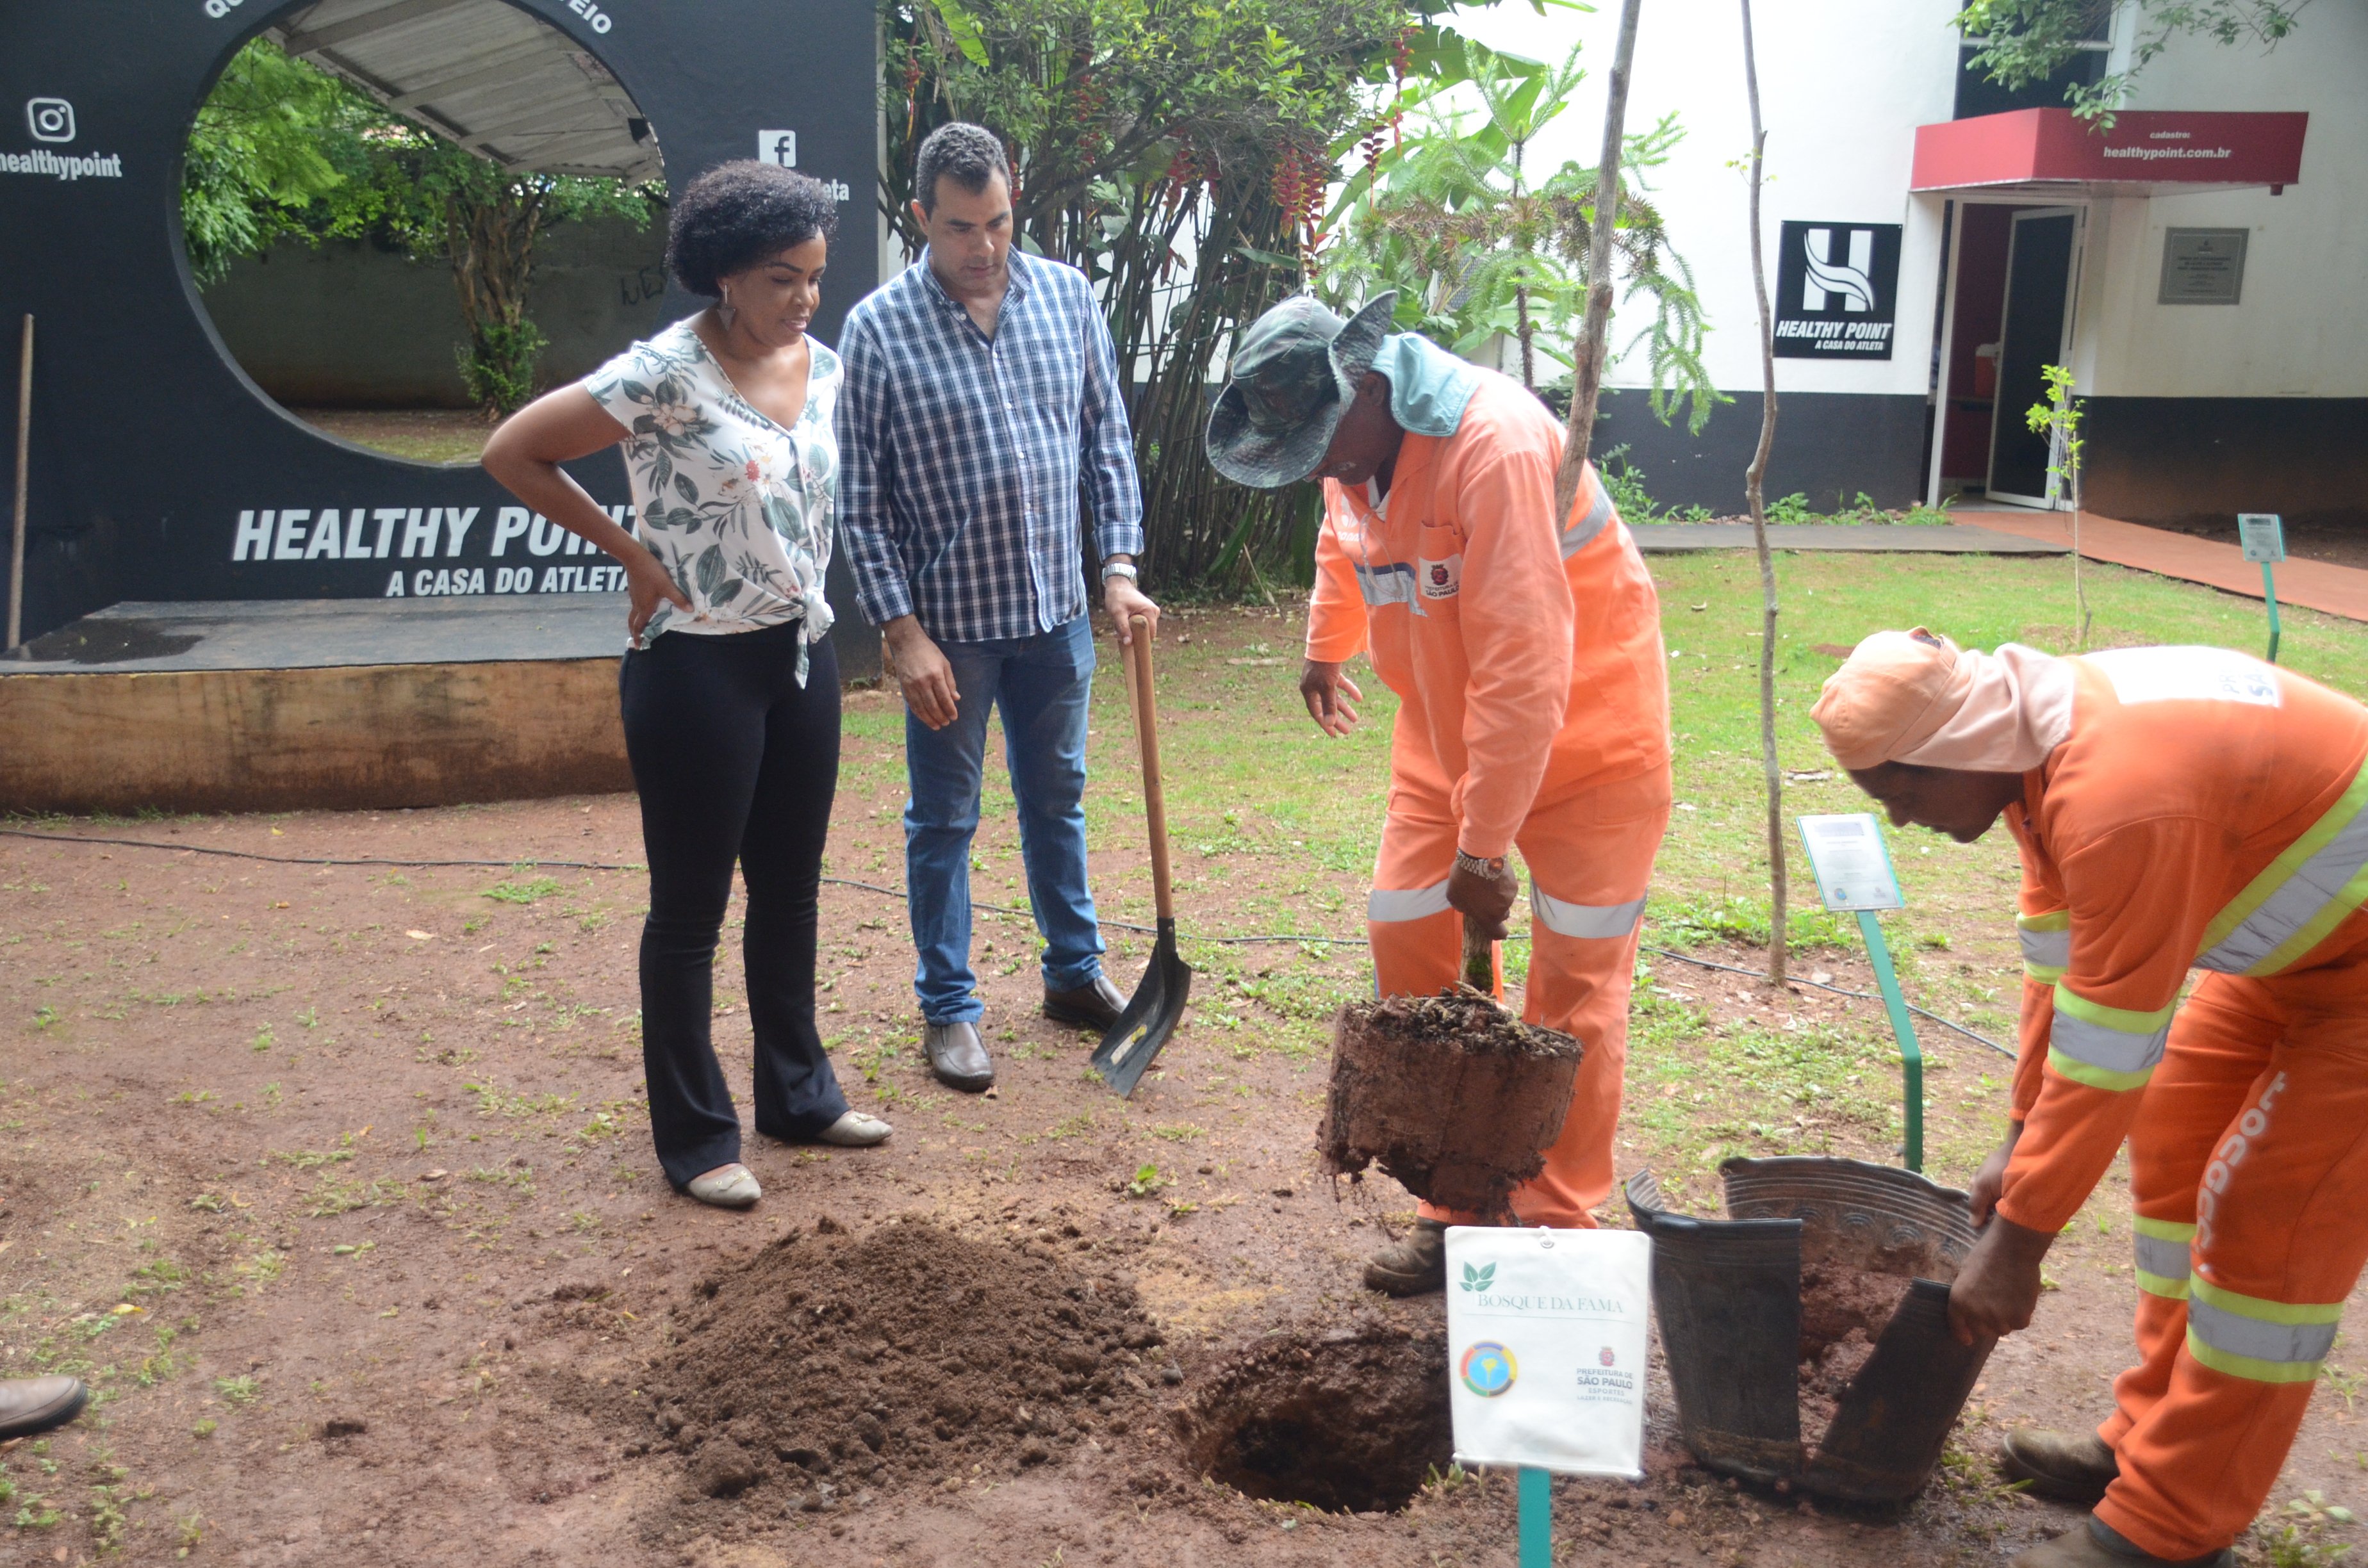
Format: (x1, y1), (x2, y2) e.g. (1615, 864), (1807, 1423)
(585, 319), (839, 682)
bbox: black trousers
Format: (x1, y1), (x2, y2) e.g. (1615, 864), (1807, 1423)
(619, 620), (847, 1188)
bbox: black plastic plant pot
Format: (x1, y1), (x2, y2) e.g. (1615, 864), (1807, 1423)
(1624, 1156), (1999, 1504)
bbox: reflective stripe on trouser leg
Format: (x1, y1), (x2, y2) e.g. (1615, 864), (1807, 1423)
(2133, 1217), (2196, 1300)
(2094, 974), (2368, 1562)
(2182, 1279), (2340, 1383)
(1443, 764), (1669, 1230)
(1367, 792), (1473, 1012)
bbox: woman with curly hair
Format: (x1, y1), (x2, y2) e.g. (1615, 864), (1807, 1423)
(483, 161), (887, 1211)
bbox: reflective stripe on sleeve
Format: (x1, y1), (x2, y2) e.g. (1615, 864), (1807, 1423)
(1559, 473), (1616, 560)
(2196, 763), (2368, 977)
(2185, 1277), (2342, 1384)
(2132, 1216), (2196, 1300)
(2046, 986), (2174, 1090)
(1368, 882), (1452, 923)
(1531, 886), (1646, 940)
(2018, 910), (2071, 983)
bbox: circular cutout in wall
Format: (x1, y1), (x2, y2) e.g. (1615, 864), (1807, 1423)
(181, 0), (670, 464)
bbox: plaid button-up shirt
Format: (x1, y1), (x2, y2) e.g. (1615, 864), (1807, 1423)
(835, 248), (1144, 642)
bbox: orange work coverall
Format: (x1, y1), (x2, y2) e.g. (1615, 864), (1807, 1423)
(1306, 366), (1671, 1230)
(1996, 647), (2368, 1558)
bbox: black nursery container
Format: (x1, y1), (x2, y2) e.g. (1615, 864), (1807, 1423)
(1625, 1156), (2000, 1503)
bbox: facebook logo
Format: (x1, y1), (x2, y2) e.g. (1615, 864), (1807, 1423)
(758, 131), (796, 168)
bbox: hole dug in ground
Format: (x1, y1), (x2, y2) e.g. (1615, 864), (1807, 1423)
(1173, 1322), (1454, 1514)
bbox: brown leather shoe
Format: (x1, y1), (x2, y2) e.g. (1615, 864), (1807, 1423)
(2009, 1518), (2233, 1568)
(923, 1019), (994, 1093)
(0, 1375), (88, 1439)
(1363, 1218), (1448, 1296)
(2000, 1427), (2120, 1505)
(1044, 975), (1127, 1032)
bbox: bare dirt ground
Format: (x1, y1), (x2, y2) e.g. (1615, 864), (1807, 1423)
(290, 408), (491, 466)
(4, 621), (2366, 1565)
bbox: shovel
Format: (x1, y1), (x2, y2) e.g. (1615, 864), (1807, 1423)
(1091, 614), (1192, 1097)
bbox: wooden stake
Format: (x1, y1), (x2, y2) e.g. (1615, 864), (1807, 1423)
(8, 314), (30, 655)
(1552, 0), (1643, 520)
(1739, 0), (1787, 986)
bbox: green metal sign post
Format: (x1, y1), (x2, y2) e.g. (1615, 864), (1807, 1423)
(1797, 814), (1923, 1173)
(2239, 513), (2286, 664)
(1519, 1466), (1551, 1565)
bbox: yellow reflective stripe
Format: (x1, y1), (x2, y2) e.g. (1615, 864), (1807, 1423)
(2051, 986), (2178, 1037)
(2185, 1276), (2341, 1384)
(2019, 911), (2072, 980)
(2132, 1216), (2197, 1243)
(2247, 856), (2368, 977)
(2048, 1047), (2155, 1091)
(2196, 761), (2368, 970)
(2190, 1276), (2344, 1328)
(2132, 1223), (2197, 1300)
(2047, 986), (2171, 1090)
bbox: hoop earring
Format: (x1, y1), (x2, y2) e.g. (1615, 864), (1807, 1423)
(717, 287), (737, 331)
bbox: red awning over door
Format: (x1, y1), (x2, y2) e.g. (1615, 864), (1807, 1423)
(1912, 109), (2307, 197)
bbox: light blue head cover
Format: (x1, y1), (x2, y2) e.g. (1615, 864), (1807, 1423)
(1369, 332), (1479, 437)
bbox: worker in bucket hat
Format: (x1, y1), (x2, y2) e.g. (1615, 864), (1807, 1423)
(1210, 292), (1672, 1292)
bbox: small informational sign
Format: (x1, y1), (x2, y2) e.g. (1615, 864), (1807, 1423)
(1772, 222), (1902, 360)
(2238, 512), (2285, 564)
(2159, 228), (2248, 305)
(1798, 813), (1906, 913)
(1443, 1227), (1650, 1479)
(758, 129), (798, 167)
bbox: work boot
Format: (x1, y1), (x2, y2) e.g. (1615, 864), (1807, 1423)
(1363, 1218), (1448, 1296)
(2009, 1518), (2234, 1568)
(2000, 1428), (2121, 1505)
(0, 1376), (88, 1440)
(924, 1019), (994, 1093)
(1044, 976), (1127, 1032)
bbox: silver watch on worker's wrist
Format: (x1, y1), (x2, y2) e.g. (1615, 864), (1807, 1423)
(1454, 849), (1508, 879)
(1100, 561), (1139, 583)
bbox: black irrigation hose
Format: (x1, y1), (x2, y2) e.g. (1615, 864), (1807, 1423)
(2, 828), (2016, 1055)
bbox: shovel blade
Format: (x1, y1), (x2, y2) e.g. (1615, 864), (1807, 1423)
(1089, 919), (1192, 1097)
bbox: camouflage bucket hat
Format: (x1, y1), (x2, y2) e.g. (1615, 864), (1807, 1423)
(1205, 291), (1398, 489)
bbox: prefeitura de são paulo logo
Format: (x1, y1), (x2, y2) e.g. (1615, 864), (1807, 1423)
(1459, 1341), (1517, 1398)
(1599, 1346), (1616, 1367)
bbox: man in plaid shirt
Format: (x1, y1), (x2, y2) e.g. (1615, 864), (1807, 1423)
(837, 121), (1161, 1095)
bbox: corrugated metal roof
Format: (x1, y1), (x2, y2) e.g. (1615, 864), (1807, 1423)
(270, 0), (663, 183)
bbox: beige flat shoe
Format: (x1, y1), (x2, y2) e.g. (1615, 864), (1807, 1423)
(686, 1163), (761, 1208)
(817, 1111), (892, 1147)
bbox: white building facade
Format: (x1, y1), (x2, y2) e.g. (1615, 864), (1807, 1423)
(1458, 0), (2360, 528)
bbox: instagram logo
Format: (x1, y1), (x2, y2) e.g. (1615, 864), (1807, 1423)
(26, 99), (75, 143)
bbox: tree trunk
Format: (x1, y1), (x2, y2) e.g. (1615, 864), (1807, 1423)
(1554, 0), (1644, 520)
(1740, 0), (1787, 988)
(445, 175), (550, 415)
(1516, 279), (1534, 391)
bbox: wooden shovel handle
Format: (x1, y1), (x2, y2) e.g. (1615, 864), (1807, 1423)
(1461, 913), (1495, 995)
(1124, 616), (1176, 923)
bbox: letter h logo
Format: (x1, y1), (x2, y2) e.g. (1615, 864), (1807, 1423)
(1802, 227), (1877, 313)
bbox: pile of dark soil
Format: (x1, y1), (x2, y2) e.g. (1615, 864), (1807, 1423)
(1172, 1321), (1453, 1514)
(1795, 1259), (1914, 1449)
(1321, 992), (1582, 1214)
(639, 1218), (1169, 1505)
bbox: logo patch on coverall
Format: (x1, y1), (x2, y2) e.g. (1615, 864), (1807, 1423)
(1420, 553), (1462, 599)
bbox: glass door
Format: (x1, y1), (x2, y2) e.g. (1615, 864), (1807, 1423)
(1986, 208), (2082, 508)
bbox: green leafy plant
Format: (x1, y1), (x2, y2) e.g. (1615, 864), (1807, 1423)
(2026, 362), (2089, 648)
(1123, 1163), (1164, 1198)
(1959, 1), (2308, 126)
(1322, 38), (1718, 428)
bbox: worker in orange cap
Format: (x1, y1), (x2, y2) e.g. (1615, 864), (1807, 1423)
(1205, 291), (1671, 1295)
(1813, 629), (2368, 1568)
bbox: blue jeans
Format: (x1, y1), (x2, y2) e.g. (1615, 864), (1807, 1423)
(904, 614), (1105, 1022)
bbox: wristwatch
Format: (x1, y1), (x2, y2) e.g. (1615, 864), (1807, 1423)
(1100, 561), (1139, 582)
(1454, 849), (1508, 878)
